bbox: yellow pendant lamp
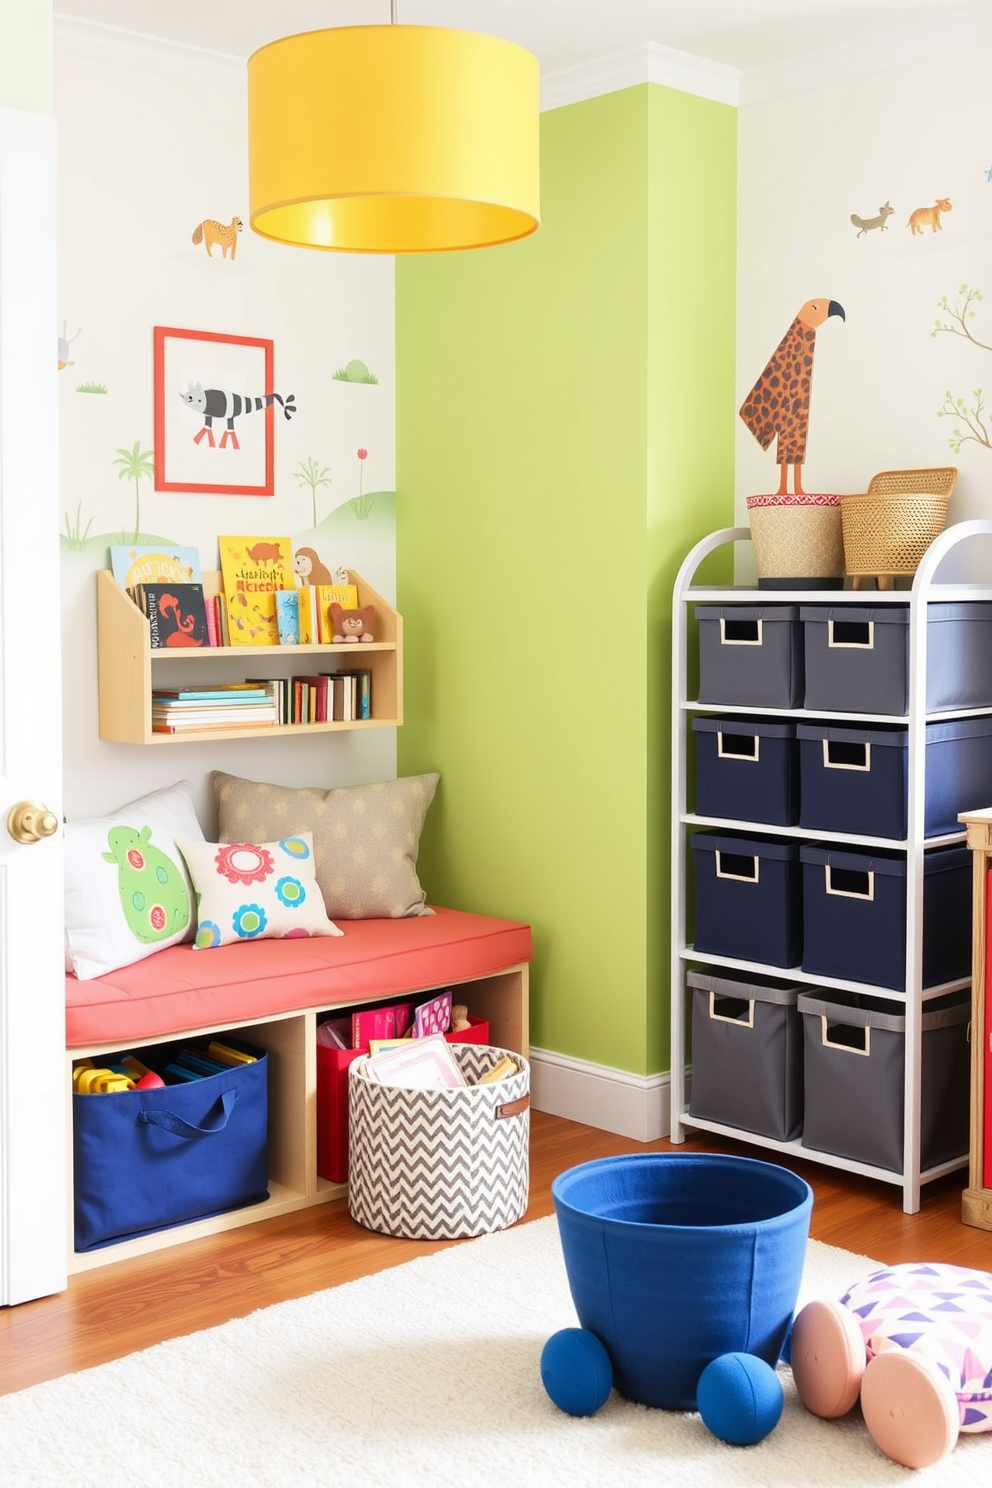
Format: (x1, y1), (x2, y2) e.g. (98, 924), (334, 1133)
(247, 9), (541, 255)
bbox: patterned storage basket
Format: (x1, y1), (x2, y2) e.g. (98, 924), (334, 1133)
(348, 1043), (530, 1240)
(842, 467), (957, 588)
(745, 494), (844, 583)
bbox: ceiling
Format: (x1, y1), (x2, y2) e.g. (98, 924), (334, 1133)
(53, 0), (985, 76)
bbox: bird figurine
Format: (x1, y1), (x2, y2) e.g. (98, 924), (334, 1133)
(739, 298), (845, 495)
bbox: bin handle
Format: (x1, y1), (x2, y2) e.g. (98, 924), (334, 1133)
(823, 739), (871, 772)
(827, 619), (875, 650)
(718, 732), (759, 762)
(496, 1094), (530, 1120)
(137, 1087), (238, 1140)
(716, 852), (759, 883)
(709, 992), (755, 1028)
(719, 617), (763, 646)
(820, 1017), (871, 1057)
(825, 865), (874, 900)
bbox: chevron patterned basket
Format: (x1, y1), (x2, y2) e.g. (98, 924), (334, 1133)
(347, 1043), (530, 1240)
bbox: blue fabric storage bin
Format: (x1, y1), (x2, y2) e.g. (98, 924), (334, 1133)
(696, 605), (804, 708)
(799, 843), (971, 990)
(690, 833), (803, 968)
(551, 1154), (812, 1410)
(692, 717), (799, 826)
(797, 717), (992, 840)
(73, 1038), (269, 1251)
(801, 602), (992, 715)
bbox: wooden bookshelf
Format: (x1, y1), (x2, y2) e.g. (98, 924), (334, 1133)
(97, 569), (402, 744)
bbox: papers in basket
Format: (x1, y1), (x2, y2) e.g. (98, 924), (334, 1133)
(362, 1032), (467, 1090)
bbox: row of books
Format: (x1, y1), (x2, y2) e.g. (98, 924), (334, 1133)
(150, 671), (372, 733)
(255, 669), (372, 725)
(128, 579), (365, 651)
(151, 684), (281, 734)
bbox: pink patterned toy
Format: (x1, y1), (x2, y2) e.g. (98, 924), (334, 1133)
(791, 1261), (992, 1469)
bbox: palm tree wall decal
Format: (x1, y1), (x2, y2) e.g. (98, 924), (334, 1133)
(112, 441), (155, 541)
(294, 456), (333, 527)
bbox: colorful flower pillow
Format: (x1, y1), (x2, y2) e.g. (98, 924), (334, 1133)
(176, 833), (343, 949)
(64, 779), (203, 980)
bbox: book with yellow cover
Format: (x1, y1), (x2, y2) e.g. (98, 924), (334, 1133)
(316, 583), (359, 641)
(218, 535), (293, 646)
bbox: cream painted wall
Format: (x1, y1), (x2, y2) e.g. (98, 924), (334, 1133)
(737, 44), (992, 540)
(55, 48), (398, 828)
(0, 0), (51, 112)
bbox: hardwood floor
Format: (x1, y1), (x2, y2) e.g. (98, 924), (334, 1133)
(2, 1111), (989, 1398)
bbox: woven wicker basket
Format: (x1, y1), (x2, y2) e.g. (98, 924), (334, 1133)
(841, 467), (957, 590)
(746, 494), (844, 585)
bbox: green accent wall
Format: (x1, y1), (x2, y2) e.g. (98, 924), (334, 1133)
(396, 83), (736, 1077)
(0, 0), (52, 112)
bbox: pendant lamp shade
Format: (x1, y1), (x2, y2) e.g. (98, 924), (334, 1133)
(247, 25), (540, 254)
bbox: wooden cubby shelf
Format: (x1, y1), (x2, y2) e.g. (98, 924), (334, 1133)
(97, 568), (402, 744)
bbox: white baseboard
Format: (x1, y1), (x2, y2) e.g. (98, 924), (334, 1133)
(530, 1047), (688, 1142)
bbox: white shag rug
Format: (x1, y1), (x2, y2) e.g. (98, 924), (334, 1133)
(3, 1216), (990, 1486)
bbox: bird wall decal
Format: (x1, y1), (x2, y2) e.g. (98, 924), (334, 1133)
(739, 298), (846, 495)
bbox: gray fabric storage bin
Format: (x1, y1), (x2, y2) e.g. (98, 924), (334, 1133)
(696, 605), (803, 708)
(688, 970), (804, 1140)
(801, 602), (992, 715)
(797, 991), (970, 1173)
(797, 717), (992, 840)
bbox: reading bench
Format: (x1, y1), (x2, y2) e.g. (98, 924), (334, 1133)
(64, 907), (532, 1272)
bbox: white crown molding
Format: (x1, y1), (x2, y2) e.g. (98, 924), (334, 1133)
(541, 41), (740, 112)
(53, 14), (245, 89)
(53, 9), (992, 112)
(740, 7), (990, 106)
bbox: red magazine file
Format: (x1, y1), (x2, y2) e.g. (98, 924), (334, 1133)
(316, 1016), (490, 1183)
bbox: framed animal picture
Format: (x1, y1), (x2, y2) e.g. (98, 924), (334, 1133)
(153, 326), (296, 495)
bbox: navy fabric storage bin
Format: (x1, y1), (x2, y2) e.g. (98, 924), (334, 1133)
(797, 990), (970, 1173)
(801, 602), (992, 715)
(693, 717), (798, 825)
(797, 717), (992, 840)
(696, 605), (803, 708)
(799, 843), (971, 990)
(688, 969), (804, 1140)
(690, 833), (803, 967)
(73, 1038), (269, 1251)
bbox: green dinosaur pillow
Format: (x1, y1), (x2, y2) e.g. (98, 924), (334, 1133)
(64, 780), (204, 980)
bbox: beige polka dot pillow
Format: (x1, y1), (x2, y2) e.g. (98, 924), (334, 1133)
(211, 771), (439, 919)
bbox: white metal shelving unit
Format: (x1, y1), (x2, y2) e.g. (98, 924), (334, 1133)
(670, 520), (992, 1214)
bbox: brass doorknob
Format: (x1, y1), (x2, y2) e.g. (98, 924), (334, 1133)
(6, 801), (59, 845)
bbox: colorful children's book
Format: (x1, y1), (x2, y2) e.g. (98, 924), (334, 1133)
(362, 1033), (467, 1090)
(218, 535), (293, 646)
(110, 543), (201, 588)
(275, 589), (300, 645)
(351, 1001), (414, 1050)
(297, 585), (318, 645)
(316, 583), (359, 639)
(137, 582), (211, 649)
(414, 989), (453, 1038)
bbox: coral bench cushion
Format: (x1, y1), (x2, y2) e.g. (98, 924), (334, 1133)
(65, 906), (532, 1048)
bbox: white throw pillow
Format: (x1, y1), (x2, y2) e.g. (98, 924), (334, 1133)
(64, 780), (204, 980)
(176, 832), (343, 948)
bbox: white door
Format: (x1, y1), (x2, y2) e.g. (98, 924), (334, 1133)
(0, 105), (67, 1304)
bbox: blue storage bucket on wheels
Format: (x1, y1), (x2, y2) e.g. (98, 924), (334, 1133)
(550, 1153), (812, 1410)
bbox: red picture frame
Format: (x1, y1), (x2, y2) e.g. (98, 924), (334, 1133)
(153, 326), (276, 495)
